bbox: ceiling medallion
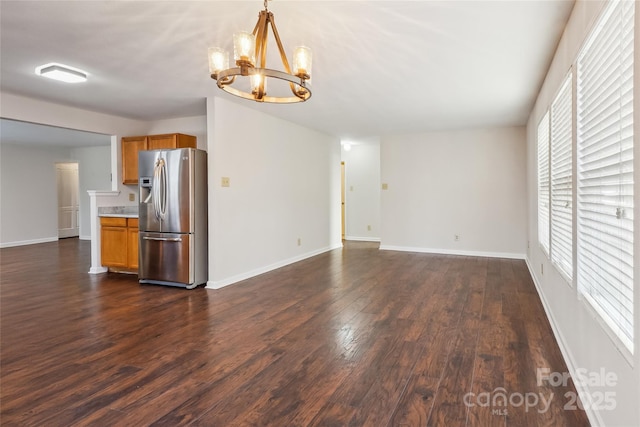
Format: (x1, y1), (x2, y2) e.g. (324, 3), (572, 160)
(208, 0), (312, 103)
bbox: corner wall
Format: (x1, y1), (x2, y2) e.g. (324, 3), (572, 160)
(206, 97), (342, 288)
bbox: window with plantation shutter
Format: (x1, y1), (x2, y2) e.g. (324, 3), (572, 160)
(537, 112), (550, 255)
(550, 73), (573, 281)
(576, 0), (634, 353)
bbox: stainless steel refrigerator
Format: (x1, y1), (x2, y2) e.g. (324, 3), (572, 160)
(138, 148), (207, 289)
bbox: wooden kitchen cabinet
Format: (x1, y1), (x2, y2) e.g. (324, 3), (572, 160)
(122, 136), (148, 185)
(101, 217), (139, 272)
(147, 133), (196, 150)
(121, 133), (196, 184)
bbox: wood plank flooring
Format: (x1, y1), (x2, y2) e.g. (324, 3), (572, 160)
(0, 238), (589, 426)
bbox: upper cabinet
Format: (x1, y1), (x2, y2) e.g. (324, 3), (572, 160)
(122, 136), (148, 185)
(121, 133), (196, 184)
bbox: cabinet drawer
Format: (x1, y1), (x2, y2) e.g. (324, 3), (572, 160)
(127, 218), (139, 228)
(100, 217), (127, 227)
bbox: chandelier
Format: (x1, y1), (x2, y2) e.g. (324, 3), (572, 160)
(208, 0), (312, 104)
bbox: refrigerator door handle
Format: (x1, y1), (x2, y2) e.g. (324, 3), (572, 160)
(153, 158), (167, 221)
(153, 159), (160, 220)
(142, 236), (183, 242)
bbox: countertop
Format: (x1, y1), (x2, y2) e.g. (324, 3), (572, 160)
(98, 206), (138, 218)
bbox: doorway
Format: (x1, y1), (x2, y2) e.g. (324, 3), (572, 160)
(56, 163), (79, 238)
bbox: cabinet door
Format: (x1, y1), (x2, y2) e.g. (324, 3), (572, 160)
(175, 134), (196, 148)
(127, 218), (139, 270)
(101, 226), (128, 268)
(122, 136), (147, 184)
(148, 134), (177, 150)
(128, 227), (139, 270)
(148, 134), (196, 150)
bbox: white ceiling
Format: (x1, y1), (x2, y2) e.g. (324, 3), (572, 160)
(0, 0), (575, 142)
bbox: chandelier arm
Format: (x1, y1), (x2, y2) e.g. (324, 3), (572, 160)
(251, 11), (262, 36)
(268, 13), (292, 74)
(256, 12), (269, 69)
(216, 75), (235, 86)
(289, 81), (306, 99)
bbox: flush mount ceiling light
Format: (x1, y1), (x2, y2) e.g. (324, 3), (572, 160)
(208, 0), (312, 103)
(35, 63), (87, 83)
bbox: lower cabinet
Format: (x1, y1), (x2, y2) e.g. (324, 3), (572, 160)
(101, 217), (139, 272)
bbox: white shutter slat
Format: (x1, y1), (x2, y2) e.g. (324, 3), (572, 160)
(576, 0), (634, 353)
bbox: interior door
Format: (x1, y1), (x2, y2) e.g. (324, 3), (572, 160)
(56, 163), (79, 238)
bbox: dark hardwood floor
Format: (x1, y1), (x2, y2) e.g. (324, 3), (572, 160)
(0, 238), (589, 426)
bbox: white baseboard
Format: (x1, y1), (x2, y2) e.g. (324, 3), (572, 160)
(88, 266), (108, 274)
(80, 235), (91, 241)
(206, 243), (342, 290)
(0, 237), (58, 249)
(345, 236), (381, 242)
(525, 258), (601, 427)
(379, 244), (525, 260)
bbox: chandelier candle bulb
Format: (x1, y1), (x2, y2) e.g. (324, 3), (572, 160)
(251, 73), (267, 99)
(233, 31), (256, 66)
(293, 46), (312, 79)
(208, 48), (229, 76)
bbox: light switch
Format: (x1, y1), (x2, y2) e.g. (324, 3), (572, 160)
(129, 193), (135, 201)
(381, 183), (388, 190)
(221, 177), (230, 187)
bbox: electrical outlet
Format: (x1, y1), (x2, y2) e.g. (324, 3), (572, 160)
(454, 234), (459, 241)
(221, 177), (230, 187)
(541, 264), (544, 275)
(367, 225), (371, 231)
(129, 193), (135, 202)
(381, 183), (388, 190)
(297, 238), (301, 246)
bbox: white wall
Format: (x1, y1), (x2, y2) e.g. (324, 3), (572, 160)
(0, 143), (112, 246)
(0, 143), (73, 246)
(380, 127), (527, 258)
(207, 97), (342, 288)
(342, 138), (381, 241)
(525, 1), (639, 425)
(72, 145), (112, 239)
